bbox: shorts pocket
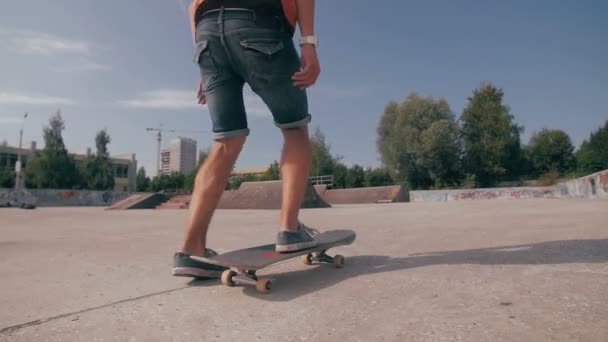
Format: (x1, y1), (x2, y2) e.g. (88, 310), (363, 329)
(240, 38), (285, 56)
(193, 39), (217, 71)
(193, 40), (208, 63)
(239, 37), (295, 84)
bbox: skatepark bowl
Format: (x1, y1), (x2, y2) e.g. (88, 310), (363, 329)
(1, 194), (607, 341)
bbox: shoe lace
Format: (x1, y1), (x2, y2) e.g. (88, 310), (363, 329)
(204, 248), (219, 257)
(300, 224), (320, 238)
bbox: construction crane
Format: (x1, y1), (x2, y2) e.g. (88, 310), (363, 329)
(146, 126), (209, 176)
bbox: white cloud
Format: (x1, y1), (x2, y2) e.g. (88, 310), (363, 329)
(120, 89), (200, 110)
(120, 88), (271, 117)
(0, 116), (22, 125)
(51, 62), (112, 73)
(0, 28), (109, 73)
(0, 92), (76, 105)
(0, 29), (92, 56)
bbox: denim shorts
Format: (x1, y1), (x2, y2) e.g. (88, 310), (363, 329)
(194, 8), (311, 140)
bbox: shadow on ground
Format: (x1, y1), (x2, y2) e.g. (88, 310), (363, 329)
(196, 239), (608, 301)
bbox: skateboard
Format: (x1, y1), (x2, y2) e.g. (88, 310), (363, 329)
(192, 229), (356, 293)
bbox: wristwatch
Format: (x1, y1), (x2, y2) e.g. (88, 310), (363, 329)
(300, 35), (319, 47)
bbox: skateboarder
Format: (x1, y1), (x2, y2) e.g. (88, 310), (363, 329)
(173, 0), (322, 278)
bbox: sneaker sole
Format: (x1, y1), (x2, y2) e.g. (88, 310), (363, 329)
(172, 267), (223, 278)
(275, 240), (317, 253)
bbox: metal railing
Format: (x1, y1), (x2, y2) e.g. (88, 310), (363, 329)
(309, 175), (334, 188)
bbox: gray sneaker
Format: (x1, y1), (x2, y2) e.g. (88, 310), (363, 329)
(276, 224), (319, 253)
(172, 248), (227, 278)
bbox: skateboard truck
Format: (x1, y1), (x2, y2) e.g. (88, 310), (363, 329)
(221, 269), (272, 294)
(220, 249), (345, 294)
(301, 250), (345, 268)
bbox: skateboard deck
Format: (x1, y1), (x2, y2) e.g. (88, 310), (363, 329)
(191, 229), (356, 293)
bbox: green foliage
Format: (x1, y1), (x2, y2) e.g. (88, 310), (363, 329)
(0, 167), (15, 188)
(332, 163), (348, 189)
(260, 161), (281, 181)
(310, 127), (340, 177)
(527, 128), (576, 177)
(148, 172), (185, 192)
(377, 92), (462, 189)
(460, 83), (523, 187)
(95, 130), (111, 157)
(538, 168), (561, 186)
(184, 148), (209, 192)
(364, 167), (393, 187)
(136, 167), (151, 192)
(418, 120), (463, 188)
(25, 110), (81, 189)
(183, 167), (198, 193)
(227, 173), (257, 190)
(77, 129), (114, 191)
(345, 164), (365, 188)
(576, 120), (608, 174)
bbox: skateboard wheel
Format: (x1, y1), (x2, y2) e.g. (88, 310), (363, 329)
(221, 270), (236, 287)
(301, 253), (313, 265)
(256, 278), (272, 294)
(334, 255), (345, 268)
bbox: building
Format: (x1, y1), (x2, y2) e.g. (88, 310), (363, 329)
(160, 137), (197, 176)
(0, 141), (137, 192)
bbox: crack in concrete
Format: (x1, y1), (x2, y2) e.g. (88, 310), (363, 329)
(0, 286), (190, 335)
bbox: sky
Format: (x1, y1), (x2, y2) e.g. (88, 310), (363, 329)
(1, 0), (606, 176)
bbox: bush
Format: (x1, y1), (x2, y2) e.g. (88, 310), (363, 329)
(538, 168), (560, 186)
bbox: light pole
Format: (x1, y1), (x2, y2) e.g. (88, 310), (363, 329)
(15, 112), (28, 189)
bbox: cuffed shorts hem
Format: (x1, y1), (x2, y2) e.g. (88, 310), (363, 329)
(275, 114), (312, 129)
(213, 128), (250, 141)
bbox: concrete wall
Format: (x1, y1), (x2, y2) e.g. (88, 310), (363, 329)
(0, 188), (132, 207)
(410, 186), (556, 202)
(410, 169), (608, 202)
(556, 169), (608, 200)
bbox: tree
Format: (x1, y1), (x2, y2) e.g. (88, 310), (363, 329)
(260, 161), (281, 181)
(345, 164), (365, 188)
(136, 167), (151, 192)
(576, 120), (608, 174)
(25, 110), (81, 189)
(184, 148), (210, 192)
(527, 128), (576, 177)
(418, 120), (463, 188)
(460, 83), (523, 187)
(332, 163), (348, 189)
(377, 92), (462, 189)
(148, 172), (185, 192)
(310, 127), (340, 177)
(78, 130), (114, 191)
(0, 168), (15, 188)
(364, 167), (393, 187)
(95, 130), (110, 157)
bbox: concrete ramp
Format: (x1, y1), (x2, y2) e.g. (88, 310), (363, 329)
(156, 195), (191, 209)
(106, 193), (168, 210)
(217, 180), (331, 209)
(319, 185), (409, 204)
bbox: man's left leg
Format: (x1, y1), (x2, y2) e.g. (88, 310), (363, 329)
(172, 135), (246, 278)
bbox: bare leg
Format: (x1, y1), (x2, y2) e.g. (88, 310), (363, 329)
(279, 126), (312, 232)
(180, 135), (246, 256)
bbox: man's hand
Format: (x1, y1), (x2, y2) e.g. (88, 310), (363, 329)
(197, 81), (206, 105)
(292, 44), (320, 90)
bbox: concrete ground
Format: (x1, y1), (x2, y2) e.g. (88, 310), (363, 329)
(0, 199), (607, 342)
